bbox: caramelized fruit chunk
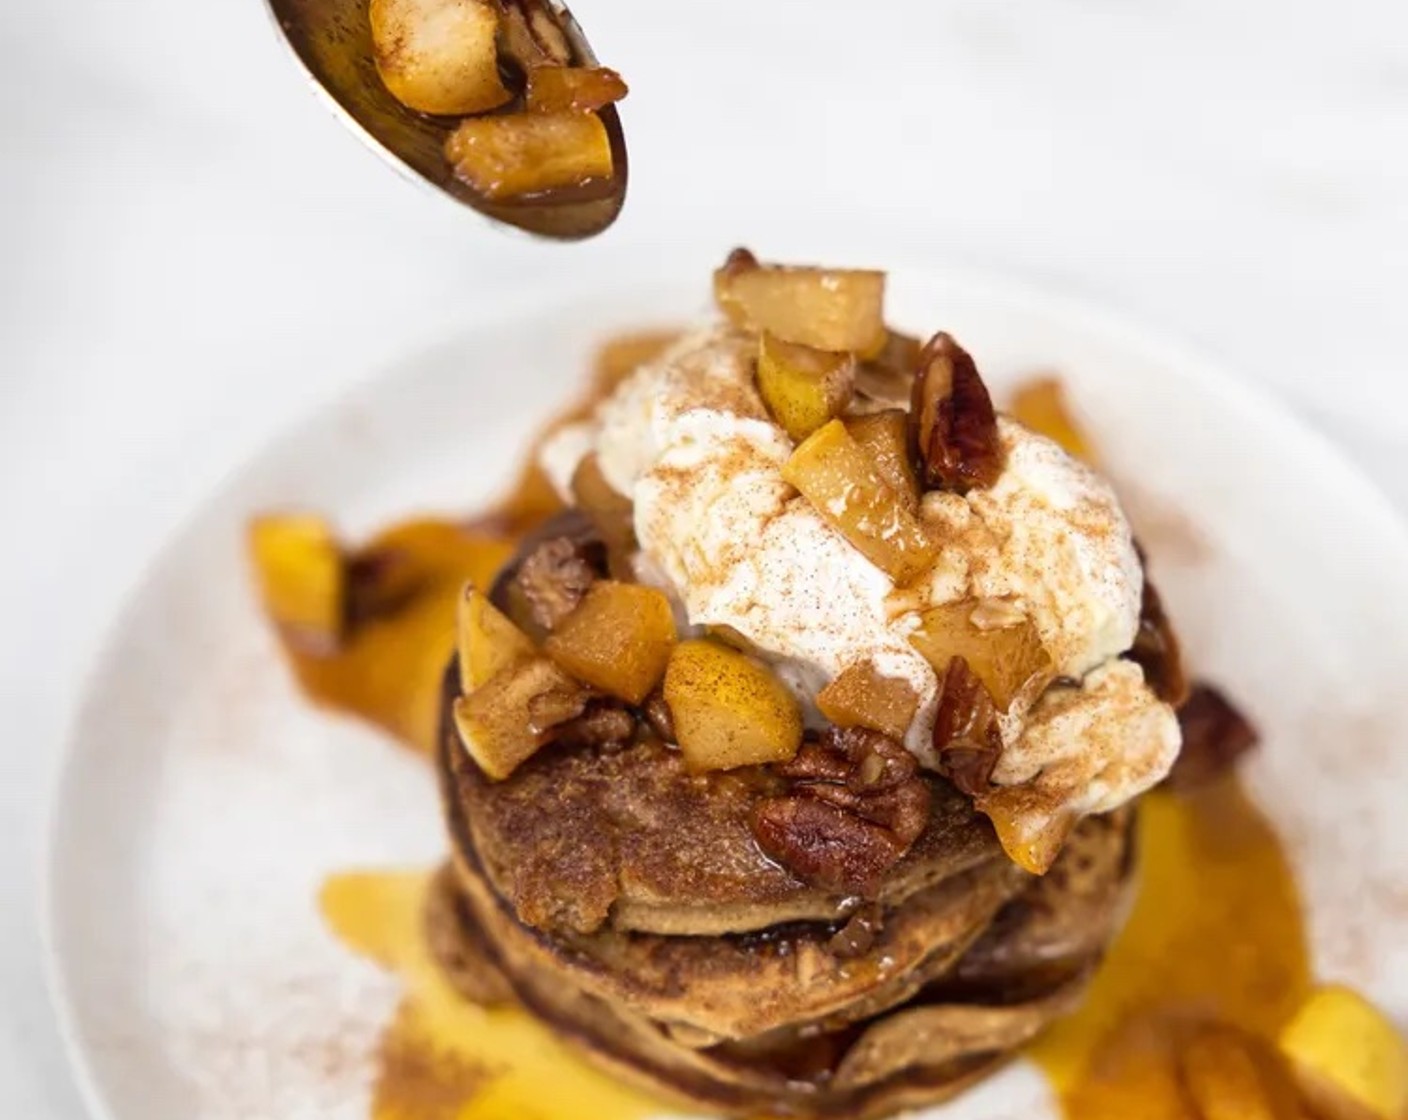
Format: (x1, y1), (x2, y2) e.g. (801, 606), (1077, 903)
(930, 656), (1002, 797)
(816, 660), (920, 740)
(369, 0), (510, 115)
(445, 111), (612, 200)
(570, 454), (635, 564)
(1278, 985), (1408, 1120)
(974, 785), (1073, 875)
(1177, 1022), (1307, 1120)
(1009, 376), (1097, 463)
(544, 580), (676, 704)
(782, 420), (938, 584)
(854, 330), (922, 408)
(454, 655), (587, 780)
(756, 332), (857, 443)
(909, 332), (1004, 492)
(248, 514), (345, 652)
(662, 639), (802, 771)
(846, 409), (921, 512)
(713, 249), (887, 357)
(1166, 683), (1260, 791)
(908, 599), (1052, 711)
(526, 65), (628, 113)
(457, 584), (535, 689)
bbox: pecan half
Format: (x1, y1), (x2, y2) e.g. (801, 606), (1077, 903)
(908, 332), (1004, 492)
(751, 795), (906, 896)
(931, 656), (1002, 797)
(751, 727), (931, 895)
(1127, 576), (1189, 706)
(1164, 682), (1259, 791)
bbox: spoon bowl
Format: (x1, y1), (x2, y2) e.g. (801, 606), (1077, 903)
(266, 0), (628, 239)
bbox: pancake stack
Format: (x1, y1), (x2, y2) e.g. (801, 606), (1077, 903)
(432, 669), (1135, 1119)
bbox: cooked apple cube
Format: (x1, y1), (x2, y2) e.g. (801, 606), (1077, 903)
(570, 454), (635, 562)
(1009, 377), (1097, 464)
(908, 600), (1052, 711)
(663, 640), (802, 772)
(248, 514), (345, 651)
(756, 332), (856, 443)
(544, 581), (676, 704)
(1279, 985), (1408, 1120)
(453, 655), (586, 780)
(527, 65), (628, 113)
(782, 420), (937, 584)
(445, 110), (612, 200)
(713, 253), (887, 357)
(846, 410), (920, 513)
(369, 0), (511, 115)
(816, 660), (920, 740)
(457, 583), (535, 690)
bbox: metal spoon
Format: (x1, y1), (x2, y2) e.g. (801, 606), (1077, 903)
(265, 0), (628, 239)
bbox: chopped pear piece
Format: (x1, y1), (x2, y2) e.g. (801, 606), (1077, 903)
(846, 410), (921, 513)
(908, 600), (1053, 711)
(369, 0), (511, 115)
(1279, 985), (1408, 1120)
(544, 581), (676, 704)
(663, 640), (802, 772)
(782, 420), (937, 584)
(453, 655), (586, 780)
(445, 110), (612, 200)
(457, 583), (536, 690)
(1177, 1022), (1307, 1120)
(974, 786), (1073, 875)
(570, 454), (635, 562)
(713, 251), (887, 357)
(756, 332), (856, 443)
(1009, 376), (1097, 464)
(248, 514), (345, 651)
(526, 65), (628, 113)
(816, 660), (920, 740)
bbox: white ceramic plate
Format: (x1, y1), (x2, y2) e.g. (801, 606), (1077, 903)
(43, 265), (1408, 1120)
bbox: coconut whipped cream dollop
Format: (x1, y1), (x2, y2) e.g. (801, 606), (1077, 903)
(539, 326), (1180, 845)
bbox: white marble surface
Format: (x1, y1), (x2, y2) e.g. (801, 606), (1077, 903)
(2, 0), (1406, 1114)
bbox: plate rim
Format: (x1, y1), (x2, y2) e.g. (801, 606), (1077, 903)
(38, 258), (1408, 1120)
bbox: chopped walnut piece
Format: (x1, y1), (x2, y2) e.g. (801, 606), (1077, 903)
(1164, 682), (1259, 791)
(1127, 577), (1190, 706)
(931, 657), (1002, 797)
(642, 690), (676, 742)
(908, 332), (1004, 493)
(514, 535), (603, 632)
(752, 727), (932, 895)
(550, 701), (637, 751)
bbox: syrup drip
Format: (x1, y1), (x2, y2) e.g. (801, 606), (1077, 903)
(322, 870), (662, 1120)
(1036, 779), (1311, 1115)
